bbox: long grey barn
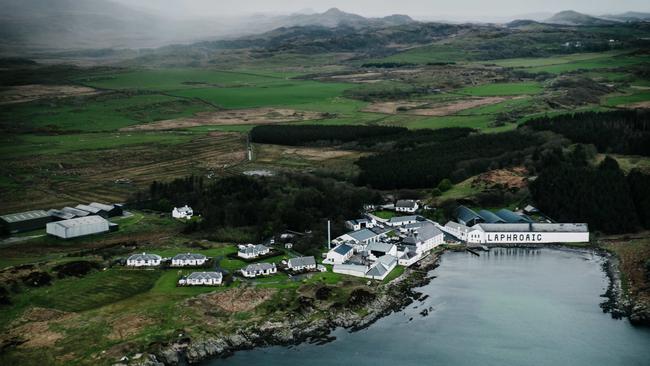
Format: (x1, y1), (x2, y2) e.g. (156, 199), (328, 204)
(46, 216), (110, 239)
(0, 210), (52, 233)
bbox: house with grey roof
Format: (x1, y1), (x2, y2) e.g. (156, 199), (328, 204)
(401, 222), (444, 254)
(366, 255), (398, 280)
(237, 244), (270, 259)
(178, 271), (222, 286)
(241, 262), (277, 278)
(385, 215), (420, 227)
(287, 256), (317, 271)
(395, 199), (418, 213)
(171, 253), (208, 267)
(324, 243), (354, 264)
(127, 253), (162, 267)
(333, 227), (387, 249)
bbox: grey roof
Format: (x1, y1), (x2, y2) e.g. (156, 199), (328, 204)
(128, 253), (162, 261)
(288, 256), (316, 268)
(347, 228), (379, 242)
(62, 207), (90, 217)
(238, 244), (269, 255)
(48, 215), (108, 229)
(173, 253), (207, 261)
(333, 244), (353, 255)
(367, 255), (397, 277)
(89, 202), (115, 211)
(366, 241), (395, 253)
(47, 209), (75, 220)
(494, 209), (532, 223)
(475, 223), (588, 233)
(403, 222), (443, 245)
(76, 204), (101, 214)
(396, 199), (417, 208)
(388, 215), (419, 223)
(454, 206), (482, 224)
(186, 271), (222, 280)
(478, 210), (506, 223)
(243, 262), (275, 272)
(445, 221), (471, 232)
(333, 263), (367, 274)
(1, 210), (49, 223)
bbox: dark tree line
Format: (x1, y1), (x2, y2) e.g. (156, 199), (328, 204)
(356, 131), (542, 189)
(250, 125), (407, 146)
(530, 153), (650, 234)
(525, 110), (650, 156)
(130, 173), (382, 243)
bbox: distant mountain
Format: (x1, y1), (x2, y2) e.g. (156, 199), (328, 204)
(269, 8), (415, 29)
(601, 11), (650, 22)
(545, 10), (618, 26)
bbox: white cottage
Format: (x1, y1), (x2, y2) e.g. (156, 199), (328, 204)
(395, 200), (419, 213)
(171, 253), (207, 267)
(172, 205), (193, 219)
(179, 271), (222, 286)
(237, 244), (270, 259)
(127, 253), (162, 267)
(287, 256), (317, 271)
(241, 263), (277, 278)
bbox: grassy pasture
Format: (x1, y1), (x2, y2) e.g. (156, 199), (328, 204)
(484, 50), (627, 68)
(604, 91), (650, 106)
(524, 53), (650, 74)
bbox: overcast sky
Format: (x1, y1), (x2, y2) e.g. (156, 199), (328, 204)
(115, 0), (650, 19)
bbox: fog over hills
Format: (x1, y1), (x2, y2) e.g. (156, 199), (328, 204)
(0, 0), (648, 54)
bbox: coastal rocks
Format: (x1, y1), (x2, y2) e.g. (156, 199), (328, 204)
(629, 303), (650, 326)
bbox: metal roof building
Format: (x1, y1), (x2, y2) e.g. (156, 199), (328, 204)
(46, 216), (110, 239)
(494, 209), (533, 223)
(61, 207), (90, 218)
(478, 210), (506, 224)
(454, 206), (484, 226)
(0, 210), (52, 233)
(89, 202), (123, 217)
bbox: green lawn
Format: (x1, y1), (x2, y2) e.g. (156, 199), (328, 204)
(604, 91), (650, 106)
(372, 210), (398, 219)
(484, 50), (627, 68)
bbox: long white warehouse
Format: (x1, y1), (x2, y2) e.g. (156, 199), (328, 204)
(46, 216), (110, 239)
(466, 223), (589, 244)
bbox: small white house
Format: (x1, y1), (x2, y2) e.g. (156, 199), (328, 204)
(241, 263), (277, 278)
(287, 256), (317, 271)
(127, 253), (162, 267)
(345, 218), (376, 231)
(324, 243), (354, 264)
(172, 205), (193, 219)
(171, 253), (207, 267)
(395, 200), (418, 213)
(179, 271), (222, 286)
(237, 244), (270, 259)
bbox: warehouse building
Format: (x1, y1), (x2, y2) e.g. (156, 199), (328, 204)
(46, 216), (110, 239)
(0, 210), (52, 233)
(75, 204), (104, 217)
(477, 210), (506, 224)
(494, 209), (533, 223)
(454, 206), (484, 226)
(466, 223), (589, 244)
(89, 202), (123, 217)
(47, 209), (75, 221)
(61, 206), (91, 218)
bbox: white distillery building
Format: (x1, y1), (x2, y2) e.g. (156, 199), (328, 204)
(395, 200), (419, 213)
(324, 243), (354, 264)
(444, 221), (473, 241)
(171, 253), (208, 267)
(172, 205), (193, 219)
(241, 263), (277, 278)
(127, 253), (162, 267)
(345, 217), (376, 231)
(237, 244), (270, 259)
(178, 272), (222, 286)
(466, 223), (589, 244)
(46, 216), (110, 239)
(333, 254), (397, 281)
(402, 222), (444, 254)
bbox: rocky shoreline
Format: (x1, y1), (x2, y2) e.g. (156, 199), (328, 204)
(137, 252), (442, 366)
(134, 244), (649, 366)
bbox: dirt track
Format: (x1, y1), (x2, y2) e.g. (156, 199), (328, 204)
(121, 108), (324, 131)
(0, 84), (100, 105)
(363, 96), (509, 116)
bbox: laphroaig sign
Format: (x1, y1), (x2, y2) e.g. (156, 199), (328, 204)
(485, 233), (545, 243)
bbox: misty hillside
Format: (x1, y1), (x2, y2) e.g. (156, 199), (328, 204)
(602, 12), (650, 22)
(0, 1), (416, 52)
(545, 10), (618, 26)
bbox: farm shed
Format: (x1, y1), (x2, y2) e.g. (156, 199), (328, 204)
(61, 206), (91, 218)
(0, 210), (52, 233)
(46, 216), (110, 239)
(75, 204), (105, 217)
(89, 202), (123, 217)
